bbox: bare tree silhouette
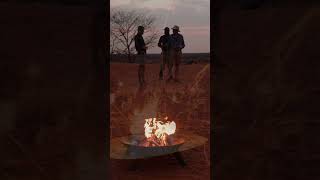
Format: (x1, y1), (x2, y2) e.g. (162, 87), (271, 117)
(110, 9), (159, 62)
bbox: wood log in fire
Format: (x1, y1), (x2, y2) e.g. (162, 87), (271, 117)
(138, 133), (175, 147)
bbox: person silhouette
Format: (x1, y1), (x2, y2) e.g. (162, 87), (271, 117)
(158, 27), (172, 80)
(134, 26), (147, 87)
(168, 25), (185, 82)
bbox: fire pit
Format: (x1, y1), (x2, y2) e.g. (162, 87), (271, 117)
(121, 134), (185, 157)
(111, 132), (207, 170)
(110, 115), (208, 169)
(121, 117), (185, 156)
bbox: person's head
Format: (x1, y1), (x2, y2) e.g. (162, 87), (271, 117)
(172, 25), (180, 34)
(138, 26), (144, 35)
(164, 27), (170, 35)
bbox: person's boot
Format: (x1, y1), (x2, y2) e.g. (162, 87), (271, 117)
(139, 78), (143, 87)
(159, 70), (163, 80)
(142, 73), (147, 86)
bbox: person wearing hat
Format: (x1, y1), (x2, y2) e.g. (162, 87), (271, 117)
(134, 25), (147, 87)
(158, 27), (172, 80)
(169, 25), (185, 82)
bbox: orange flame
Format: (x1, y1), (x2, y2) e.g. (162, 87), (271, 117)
(143, 117), (176, 146)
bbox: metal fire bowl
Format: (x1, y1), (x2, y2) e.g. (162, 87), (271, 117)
(121, 135), (185, 157)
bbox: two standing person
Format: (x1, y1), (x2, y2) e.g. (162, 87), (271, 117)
(134, 25), (185, 87)
(158, 25), (185, 82)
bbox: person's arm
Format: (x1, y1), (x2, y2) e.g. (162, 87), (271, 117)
(158, 36), (163, 48)
(142, 37), (147, 51)
(139, 37), (147, 54)
(180, 35), (185, 49)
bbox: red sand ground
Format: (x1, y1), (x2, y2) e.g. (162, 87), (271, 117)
(110, 62), (210, 180)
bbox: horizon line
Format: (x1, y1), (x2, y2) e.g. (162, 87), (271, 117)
(111, 52), (210, 55)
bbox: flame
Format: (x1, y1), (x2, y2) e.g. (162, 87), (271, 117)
(143, 117), (176, 146)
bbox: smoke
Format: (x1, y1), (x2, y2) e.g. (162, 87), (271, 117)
(130, 96), (159, 135)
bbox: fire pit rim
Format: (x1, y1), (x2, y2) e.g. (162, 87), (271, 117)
(120, 134), (185, 148)
(111, 132), (208, 159)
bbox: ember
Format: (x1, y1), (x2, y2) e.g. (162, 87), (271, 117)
(141, 117), (176, 147)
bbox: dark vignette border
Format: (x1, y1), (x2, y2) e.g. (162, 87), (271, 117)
(210, 1), (217, 180)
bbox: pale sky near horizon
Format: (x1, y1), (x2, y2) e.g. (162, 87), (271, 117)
(110, 0), (210, 54)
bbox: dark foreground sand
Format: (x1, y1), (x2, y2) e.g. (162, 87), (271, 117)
(110, 62), (210, 180)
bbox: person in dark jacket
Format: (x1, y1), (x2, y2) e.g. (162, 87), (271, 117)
(169, 25), (185, 82)
(134, 26), (147, 87)
(158, 27), (172, 80)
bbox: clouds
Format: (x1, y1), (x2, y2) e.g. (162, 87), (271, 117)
(110, 0), (131, 7)
(111, 0), (173, 11)
(110, 0), (210, 53)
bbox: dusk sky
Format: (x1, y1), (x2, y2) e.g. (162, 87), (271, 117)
(110, 0), (210, 54)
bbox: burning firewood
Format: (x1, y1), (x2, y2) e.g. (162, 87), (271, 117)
(149, 138), (162, 146)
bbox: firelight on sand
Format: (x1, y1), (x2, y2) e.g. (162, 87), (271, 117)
(142, 117), (176, 146)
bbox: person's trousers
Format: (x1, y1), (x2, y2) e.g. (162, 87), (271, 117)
(168, 50), (182, 79)
(135, 54), (145, 65)
(160, 51), (170, 78)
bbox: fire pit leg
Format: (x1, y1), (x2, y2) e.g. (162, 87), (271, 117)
(173, 152), (187, 167)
